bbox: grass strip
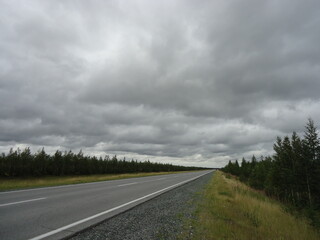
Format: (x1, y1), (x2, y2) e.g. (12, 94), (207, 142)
(0, 171), (188, 191)
(183, 171), (320, 240)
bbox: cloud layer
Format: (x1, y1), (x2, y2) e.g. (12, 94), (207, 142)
(1, 0), (320, 167)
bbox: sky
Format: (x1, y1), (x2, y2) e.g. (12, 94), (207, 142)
(0, 0), (320, 168)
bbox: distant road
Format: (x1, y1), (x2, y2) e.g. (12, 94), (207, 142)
(0, 170), (212, 240)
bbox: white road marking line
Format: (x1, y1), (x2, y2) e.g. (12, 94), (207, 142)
(138, 177), (167, 184)
(0, 181), (103, 194)
(117, 182), (138, 187)
(0, 197), (47, 207)
(117, 176), (176, 187)
(156, 177), (166, 180)
(28, 171), (210, 240)
(0, 173), (182, 195)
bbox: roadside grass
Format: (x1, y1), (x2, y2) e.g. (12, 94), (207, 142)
(182, 171), (320, 240)
(0, 171), (189, 191)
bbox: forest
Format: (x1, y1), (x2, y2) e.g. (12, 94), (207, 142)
(222, 118), (320, 226)
(0, 149), (205, 177)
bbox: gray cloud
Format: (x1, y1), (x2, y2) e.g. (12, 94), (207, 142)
(1, 0), (320, 167)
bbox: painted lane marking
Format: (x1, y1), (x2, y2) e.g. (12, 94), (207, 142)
(118, 177), (167, 187)
(0, 197), (47, 207)
(28, 171), (210, 240)
(156, 177), (166, 180)
(0, 173), (184, 195)
(117, 182), (138, 187)
(138, 177), (166, 184)
(0, 181), (107, 195)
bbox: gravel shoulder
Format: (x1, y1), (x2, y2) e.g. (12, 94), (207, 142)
(68, 171), (213, 240)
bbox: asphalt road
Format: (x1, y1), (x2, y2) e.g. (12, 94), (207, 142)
(0, 170), (212, 240)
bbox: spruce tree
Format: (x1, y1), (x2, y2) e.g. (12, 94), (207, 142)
(303, 118), (320, 207)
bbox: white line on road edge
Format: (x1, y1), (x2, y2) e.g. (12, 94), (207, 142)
(0, 197), (46, 207)
(117, 182), (138, 187)
(0, 172), (189, 195)
(28, 171), (211, 240)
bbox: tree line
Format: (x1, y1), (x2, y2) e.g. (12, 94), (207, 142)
(0, 148), (206, 177)
(222, 118), (320, 226)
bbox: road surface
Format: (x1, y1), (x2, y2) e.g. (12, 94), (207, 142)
(0, 170), (211, 240)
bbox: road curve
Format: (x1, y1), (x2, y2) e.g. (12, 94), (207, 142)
(0, 170), (212, 240)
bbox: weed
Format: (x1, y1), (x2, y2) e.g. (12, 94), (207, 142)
(180, 171), (320, 240)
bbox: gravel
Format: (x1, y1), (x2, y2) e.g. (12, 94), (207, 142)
(68, 172), (213, 240)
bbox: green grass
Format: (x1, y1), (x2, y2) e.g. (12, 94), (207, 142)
(181, 171), (320, 240)
(0, 171), (188, 191)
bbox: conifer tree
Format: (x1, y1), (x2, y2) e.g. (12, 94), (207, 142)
(303, 118), (320, 207)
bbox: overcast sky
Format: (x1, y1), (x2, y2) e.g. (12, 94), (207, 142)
(1, 0), (320, 167)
